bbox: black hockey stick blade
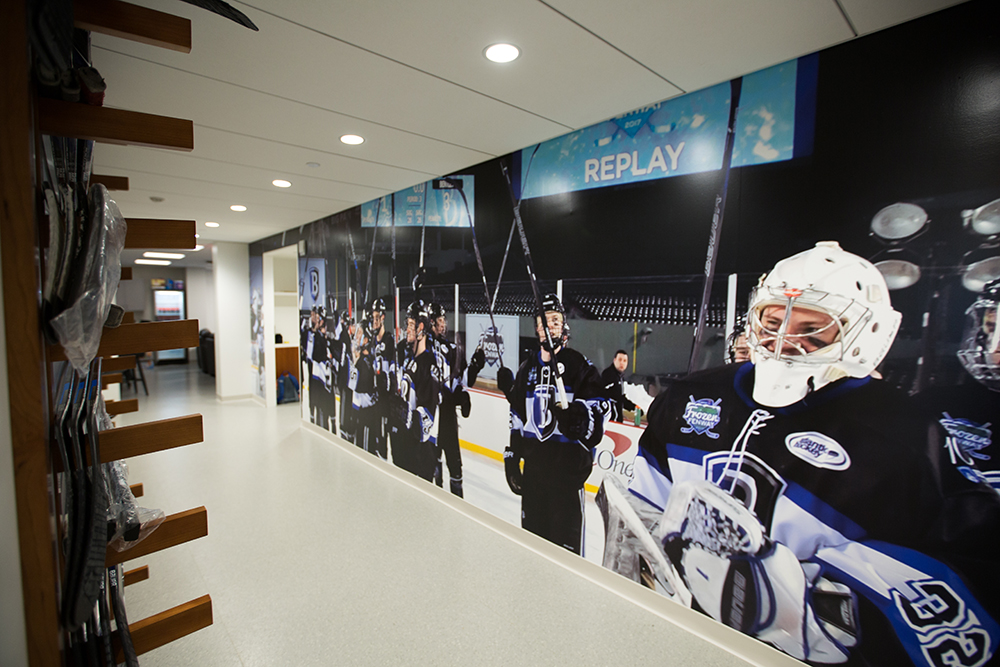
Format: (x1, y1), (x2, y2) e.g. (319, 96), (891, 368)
(108, 565), (139, 667)
(177, 0), (259, 30)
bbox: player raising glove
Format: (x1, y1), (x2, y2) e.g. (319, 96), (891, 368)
(554, 399), (602, 446)
(657, 480), (858, 663)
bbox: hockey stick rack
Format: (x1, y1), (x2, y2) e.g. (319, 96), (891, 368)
(2, 1), (214, 664)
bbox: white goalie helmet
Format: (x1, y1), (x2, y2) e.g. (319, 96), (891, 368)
(747, 241), (901, 407)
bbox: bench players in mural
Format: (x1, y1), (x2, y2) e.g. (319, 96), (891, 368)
(505, 293), (610, 555)
(428, 302), (472, 497)
(301, 304), (335, 431)
(388, 300), (441, 481)
(917, 278), (1000, 494)
(615, 241), (999, 666)
(365, 298), (395, 459)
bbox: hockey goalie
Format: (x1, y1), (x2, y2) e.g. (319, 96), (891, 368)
(602, 242), (1000, 666)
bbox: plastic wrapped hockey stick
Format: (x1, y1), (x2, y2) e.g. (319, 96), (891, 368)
(498, 158), (569, 408)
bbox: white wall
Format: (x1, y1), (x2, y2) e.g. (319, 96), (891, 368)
(213, 242), (252, 400)
(185, 266), (217, 334)
(0, 230), (29, 667)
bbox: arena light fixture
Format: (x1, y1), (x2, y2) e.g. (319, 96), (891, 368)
(484, 43), (520, 63)
(143, 252), (185, 259)
(230, 205), (246, 212)
(962, 198), (1000, 237)
(870, 203), (929, 242)
(135, 259), (171, 266)
(340, 134), (364, 145)
(272, 179), (292, 188)
(205, 221), (220, 227)
(962, 256), (1000, 292)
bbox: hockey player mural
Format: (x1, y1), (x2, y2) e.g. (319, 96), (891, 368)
(606, 242), (1000, 666)
(242, 4), (1000, 665)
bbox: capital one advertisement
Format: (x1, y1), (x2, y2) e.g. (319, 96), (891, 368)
(248, 3), (1000, 666)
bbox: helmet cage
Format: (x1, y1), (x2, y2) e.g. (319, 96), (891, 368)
(957, 296), (1000, 390)
(748, 285), (873, 368)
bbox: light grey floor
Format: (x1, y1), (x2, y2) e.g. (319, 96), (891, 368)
(113, 363), (793, 666)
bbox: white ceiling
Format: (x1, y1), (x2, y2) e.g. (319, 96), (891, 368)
(92, 0), (966, 261)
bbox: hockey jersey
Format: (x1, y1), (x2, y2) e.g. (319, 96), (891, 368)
(916, 381), (1000, 494)
(631, 362), (1000, 667)
(509, 348), (609, 488)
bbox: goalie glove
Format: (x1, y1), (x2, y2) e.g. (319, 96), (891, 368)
(657, 480), (858, 664)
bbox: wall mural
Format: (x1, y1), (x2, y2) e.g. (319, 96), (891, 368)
(249, 2), (1000, 665)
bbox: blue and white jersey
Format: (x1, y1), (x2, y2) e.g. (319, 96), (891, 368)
(631, 363), (1000, 667)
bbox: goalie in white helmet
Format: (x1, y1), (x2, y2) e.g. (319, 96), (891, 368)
(609, 242), (1000, 667)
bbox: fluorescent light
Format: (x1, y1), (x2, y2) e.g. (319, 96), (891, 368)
(205, 221), (220, 228)
(144, 252), (185, 259)
(135, 259), (171, 266)
(485, 43), (519, 63)
(272, 179), (292, 188)
(193, 245), (204, 251)
(230, 205), (246, 212)
(340, 134), (364, 145)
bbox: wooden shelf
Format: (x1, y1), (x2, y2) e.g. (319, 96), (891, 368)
(91, 174), (129, 191)
(38, 98), (194, 151)
(106, 507), (208, 567)
(105, 398), (139, 416)
(102, 356), (137, 373)
(48, 320), (200, 360)
(113, 595), (212, 662)
(97, 414), (203, 463)
(123, 565), (149, 587)
(75, 0), (192, 53)
(129, 483), (143, 498)
(101, 372), (123, 389)
(124, 219), (197, 249)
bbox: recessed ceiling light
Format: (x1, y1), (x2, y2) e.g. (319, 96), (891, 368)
(272, 179), (292, 188)
(205, 221), (220, 227)
(306, 162), (320, 168)
(485, 43), (520, 63)
(149, 196), (165, 203)
(193, 245), (204, 251)
(340, 134), (364, 145)
(144, 252), (186, 259)
(135, 259), (171, 266)
(230, 205), (246, 212)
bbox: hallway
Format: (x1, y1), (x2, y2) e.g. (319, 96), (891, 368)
(113, 363), (776, 666)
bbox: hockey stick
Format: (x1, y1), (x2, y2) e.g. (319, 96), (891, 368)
(108, 564), (139, 667)
(498, 157), (569, 408)
(491, 218), (517, 312)
(362, 197), (383, 309)
(433, 178), (504, 389)
(688, 78), (743, 375)
(412, 188), (429, 294)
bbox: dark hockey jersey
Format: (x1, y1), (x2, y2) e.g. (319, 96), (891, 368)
(631, 362), (1000, 667)
(398, 349), (441, 445)
(508, 348), (609, 488)
(348, 352), (377, 410)
(916, 381), (1000, 495)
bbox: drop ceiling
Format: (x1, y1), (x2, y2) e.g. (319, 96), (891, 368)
(94, 0), (966, 261)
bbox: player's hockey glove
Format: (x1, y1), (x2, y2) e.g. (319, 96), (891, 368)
(554, 400), (600, 446)
(657, 480), (858, 663)
(467, 347), (486, 387)
(388, 394), (410, 431)
(496, 366), (514, 399)
(503, 446), (523, 495)
(457, 389), (472, 418)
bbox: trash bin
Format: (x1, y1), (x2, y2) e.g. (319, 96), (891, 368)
(198, 329), (216, 377)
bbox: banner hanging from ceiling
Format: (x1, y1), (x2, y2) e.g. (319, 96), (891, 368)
(518, 56), (815, 199)
(361, 176), (476, 228)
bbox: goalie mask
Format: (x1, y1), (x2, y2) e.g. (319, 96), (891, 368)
(747, 241), (901, 407)
(537, 293), (570, 352)
(957, 279), (1000, 392)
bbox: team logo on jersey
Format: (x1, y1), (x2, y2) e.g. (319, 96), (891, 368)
(785, 432), (851, 470)
(681, 397), (722, 439)
(939, 413), (992, 466)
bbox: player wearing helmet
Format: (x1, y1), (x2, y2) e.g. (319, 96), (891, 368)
(505, 293), (610, 555)
(365, 298), (395, 459)
(302, 304), (335, 430)
(427, 302), (472, 497)
(387, 300), (441, 481)
(917, 279), (1000, 494)
(347, 321), (387, 458)
(615, 242), (1000, 666)
(335, 310), (356, 443)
